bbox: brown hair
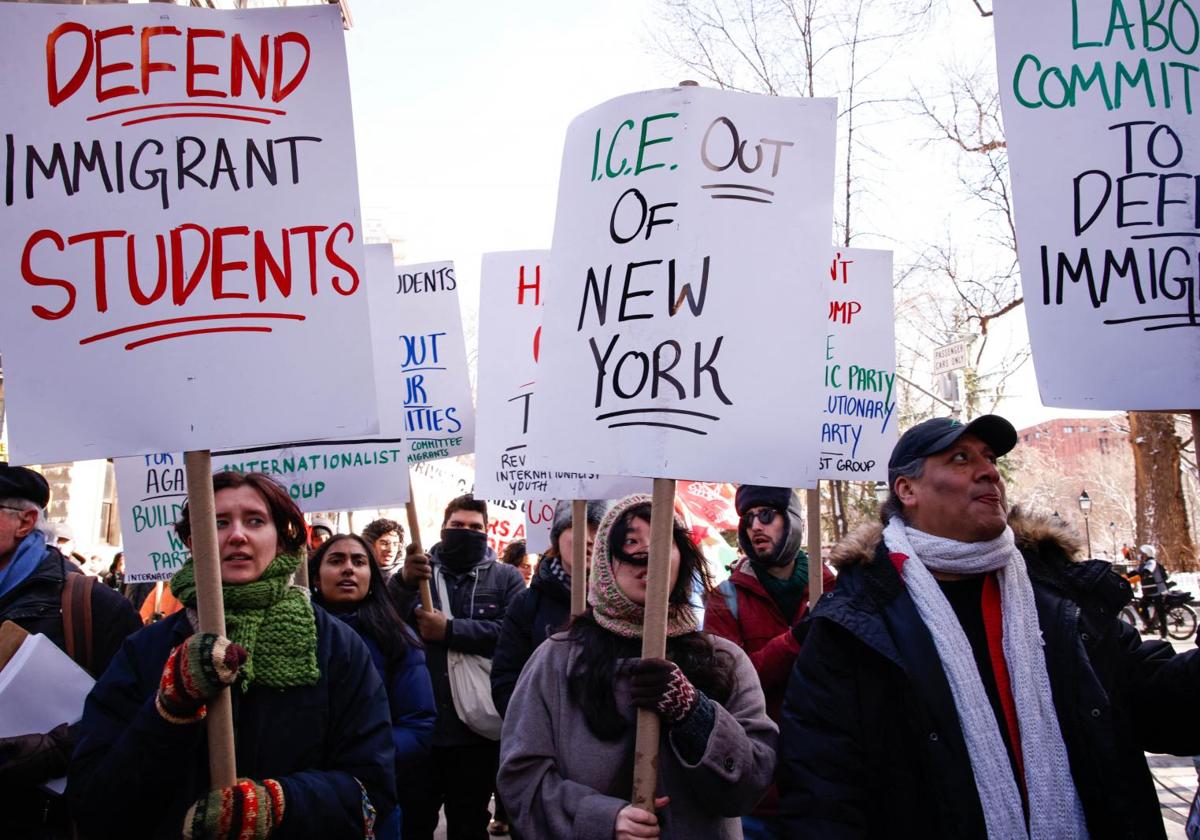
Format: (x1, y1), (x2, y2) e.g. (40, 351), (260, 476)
(174, 471), (307, 554)
(442, 494), (488, 528)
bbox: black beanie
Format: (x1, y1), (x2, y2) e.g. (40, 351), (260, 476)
(550, 500), (610, 546)
(734, 485), (791, 516)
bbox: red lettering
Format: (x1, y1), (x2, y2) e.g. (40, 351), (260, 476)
(186, 28), (226, 98)
(212, 226), (250, 300)
(21, 229), (75, 320)
(533, 325), (542, 363)
(289, 225), (325, 295)
(254, 228), (292, 300)
(95, 26), (137, 103)
(127, 234), (168, 305)
(326, 222), (359, 295)
(271, 32), (309, 102)
(46, 22), (93, 107)
(66, 229), (125, 313)
(170, 223), (212, 305)
(517, 264), (540, 305)
(140, 26), (180, 95)
(231, 34), (268, 99)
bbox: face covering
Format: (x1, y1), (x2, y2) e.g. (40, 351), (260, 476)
(438, 527), (488, 572)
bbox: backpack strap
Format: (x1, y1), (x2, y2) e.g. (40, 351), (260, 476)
(61, 573), (96, 676)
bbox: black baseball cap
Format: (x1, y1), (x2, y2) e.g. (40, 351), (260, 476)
(887, 415), (1018, 487)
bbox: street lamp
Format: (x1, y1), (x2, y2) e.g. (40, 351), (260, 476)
(1078, 490), (1092, 558)
(1109, 521), (1117, 561)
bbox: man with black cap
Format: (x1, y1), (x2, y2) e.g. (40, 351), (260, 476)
(0, 463), (141, 838)
(703, 484), (833, 840)
(778, 415), (1200, 839)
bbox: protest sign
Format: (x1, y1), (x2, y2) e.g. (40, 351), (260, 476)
(524, 499), (556, 553)
(533, 86), (836, 485)
(0, 4), (379, 464)
(117, 441), (410, 582)
(676, 480), (738, 531)
(474, 250), (651, 499)
(487, 498), (529, 558)
(818, 248), (896, 481)
(365, 245), (475, 463)
(995, 3), (1200, 408)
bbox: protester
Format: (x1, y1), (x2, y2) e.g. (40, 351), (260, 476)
(778, 415), (1200, 838)
(69, 471), (397, 838)
(102, 551), (126, 591)
(48, 522), (87, 572)
(702, 484), (834, 839)
(388, 494), (525, 840)
(501, 539), (534, 585)
(498, 494), (777, 840)
(491, 500), (607, 717)
(1134, 543), (1169, 638)
(364, 517), (406, 580)
(0, 463), (142, 839)
(138, 580), (184, 625)
(308, 517), (335, 552)
(309, 533), (438, 840)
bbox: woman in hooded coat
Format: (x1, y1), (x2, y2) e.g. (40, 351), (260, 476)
(497, 494), (777, 840)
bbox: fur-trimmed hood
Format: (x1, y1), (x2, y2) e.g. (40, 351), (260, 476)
(829, 507), (1085, 571)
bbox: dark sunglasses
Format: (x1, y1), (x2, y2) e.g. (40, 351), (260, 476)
(741, 508), (780, 528)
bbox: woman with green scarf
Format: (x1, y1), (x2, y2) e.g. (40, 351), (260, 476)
(68, 472), (397, 839)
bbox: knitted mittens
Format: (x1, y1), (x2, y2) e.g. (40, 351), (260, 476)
(156, 633), (247, 724)
(183, 778), (285, 840)
(628, 657), (699, 724)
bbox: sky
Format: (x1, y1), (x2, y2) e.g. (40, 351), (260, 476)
(339, 0), (1110, 433)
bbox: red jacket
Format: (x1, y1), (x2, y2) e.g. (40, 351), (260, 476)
(703, 555), (836, 816)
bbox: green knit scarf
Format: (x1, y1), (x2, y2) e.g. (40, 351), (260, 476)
(171, 553), (319, 691)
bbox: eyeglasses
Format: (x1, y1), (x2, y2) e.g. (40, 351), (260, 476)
(741, 508), (780, 528)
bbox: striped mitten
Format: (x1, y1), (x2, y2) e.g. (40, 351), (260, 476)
(156, 633), (246, 724)
(183, 778), (285, 840)
(628, 657), (699, 724)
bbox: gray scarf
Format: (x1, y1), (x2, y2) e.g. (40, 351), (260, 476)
(883, 518), (1088, 840)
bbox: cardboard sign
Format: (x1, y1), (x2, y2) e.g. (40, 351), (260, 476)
(534, 87), (836, 485)
(995, 4), (1200, 408)
(366, 245), (475, 463)
(116, 441), (411, 582)
(474, 250), (650, 499)
(486, 498), (529, 559)
(0, 5), (379, 464)
(819, 248), (897, 481)
(676, 481), (739, 531)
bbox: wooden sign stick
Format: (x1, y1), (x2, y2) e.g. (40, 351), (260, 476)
(404, 479), (435, 612)
(631, 477), (677, 811)
(570, 499), (588, 617)
(806, 486), (823, 608)
(182, 450), (236, 789)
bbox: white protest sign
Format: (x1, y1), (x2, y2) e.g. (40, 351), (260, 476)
(487, 499), (529, 558)
(524, 499), (556, 554)
(115, 454), (191, 583)
(995, 4), (1200, 409)
(366, 245), (475, 463)
(534, 87), (836, 485)
(818, 248), (896, 481)
(474, 250), (650, 499)
(0, 5), (379, 464)
(117, 440), (412, 582)
(932, 339), (970, 376)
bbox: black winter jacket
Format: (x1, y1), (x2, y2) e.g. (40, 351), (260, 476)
(68, 606), (397, 839)
(491, 555), (571, 716)
(778, 511), (1200, 840)
(0, 540), (142, 839)
(389, 543), (526, 746)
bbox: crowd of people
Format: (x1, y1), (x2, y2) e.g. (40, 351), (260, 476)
(1, 412), (1199, 839)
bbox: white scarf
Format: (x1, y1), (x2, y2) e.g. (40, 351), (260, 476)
(882, 517), (1089, 840)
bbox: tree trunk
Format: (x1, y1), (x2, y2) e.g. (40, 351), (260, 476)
(1128, 411), (1197, 572)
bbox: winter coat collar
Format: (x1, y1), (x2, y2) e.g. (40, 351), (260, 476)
(530, 553), (571, 603)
